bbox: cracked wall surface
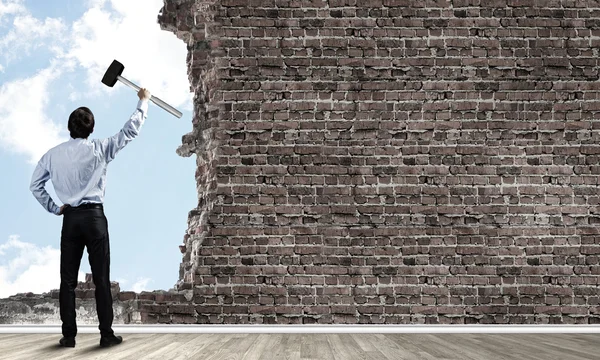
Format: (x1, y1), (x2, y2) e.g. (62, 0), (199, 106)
(0, 273), (191, 325)
(158, 0), (600, 324)
(1, 275), (132, 324)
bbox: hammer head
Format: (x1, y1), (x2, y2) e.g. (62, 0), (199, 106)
(101, 60), (125, 87)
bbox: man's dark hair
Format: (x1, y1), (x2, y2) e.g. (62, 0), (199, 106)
(68, 107), (95, 139)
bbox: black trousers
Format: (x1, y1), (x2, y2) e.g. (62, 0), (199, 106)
(60, 204), (114, 338)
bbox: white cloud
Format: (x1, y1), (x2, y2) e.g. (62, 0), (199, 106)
(0, 14), (66, 63)
(132, 278), (151, 292)
(0, 0), (25, 24)
(0, 61), (69, 163)
(68, 0), (192, 108)
(0, 3), (70, 163)
(113, 276), (152, 292)
(130, 277), (151, 292)
(0, 235), (86, 298)
(67, 82), (81, 102)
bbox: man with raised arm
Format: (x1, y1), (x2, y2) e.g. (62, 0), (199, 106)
(30, 88), (151, 348)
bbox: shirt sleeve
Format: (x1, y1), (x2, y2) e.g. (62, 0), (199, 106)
(30, 155), (61, 215)
(98, 99), (149, 163)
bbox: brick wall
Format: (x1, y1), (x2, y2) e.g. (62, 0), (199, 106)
(0, 274), (192, 325)
(158, 0), (600, 324)
(0, 275), (135, 324)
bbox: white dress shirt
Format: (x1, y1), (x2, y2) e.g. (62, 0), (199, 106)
(30, 99), (149, 215)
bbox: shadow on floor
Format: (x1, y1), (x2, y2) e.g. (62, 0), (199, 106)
(40, 343), (68, 352)
(77, 340), (126, 354)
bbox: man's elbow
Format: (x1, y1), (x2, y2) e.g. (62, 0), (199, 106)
(29, 184), (42, 197)
(121, 125), (141, 140)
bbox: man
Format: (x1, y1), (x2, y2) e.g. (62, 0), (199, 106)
(30, 88), (151, 348)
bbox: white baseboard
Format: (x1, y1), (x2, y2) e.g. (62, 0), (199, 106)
(1, 324), (599, 334)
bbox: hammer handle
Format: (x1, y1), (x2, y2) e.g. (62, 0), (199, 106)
(117, 75), (183, 118)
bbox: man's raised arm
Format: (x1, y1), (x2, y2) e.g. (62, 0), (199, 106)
(97, 88), (151, 163)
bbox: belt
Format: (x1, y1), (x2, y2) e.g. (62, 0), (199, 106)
(64, 203), (103, 212)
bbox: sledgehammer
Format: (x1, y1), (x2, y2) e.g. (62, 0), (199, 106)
(101, 59), (182, 118)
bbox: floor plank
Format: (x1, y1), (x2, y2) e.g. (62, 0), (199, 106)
(0, 333), (599, 360)
(257, 334), (284, 360)
(169, 333), (222, 360)
(268, 333), (300, 360)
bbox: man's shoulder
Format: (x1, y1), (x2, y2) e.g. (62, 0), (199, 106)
(42, 142), (63, 157)
(89, 138), (107, 149)
(46, 140), (71, 154)
(88, 138), (109, 159)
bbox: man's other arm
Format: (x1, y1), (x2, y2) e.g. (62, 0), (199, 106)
(98, 88), (151, 163)
(30, 155), (61, 215)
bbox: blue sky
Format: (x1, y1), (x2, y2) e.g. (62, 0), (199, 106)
(0, 0), (197, 296)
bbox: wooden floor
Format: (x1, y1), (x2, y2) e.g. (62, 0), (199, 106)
(1, 333), (599, 360)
